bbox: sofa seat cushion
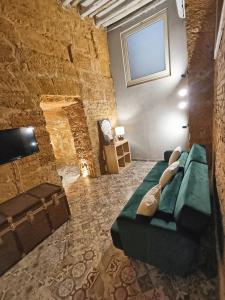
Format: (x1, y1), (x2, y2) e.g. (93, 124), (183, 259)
(184, 144), (207, 173)
(174, 161), (211, 234)
(155, 171), (183, 221)
(119, 181), (157, 221)
(143, 161), (168, 182)
(111, 220), (123, 250)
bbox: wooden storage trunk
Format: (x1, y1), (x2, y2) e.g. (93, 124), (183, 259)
(27, 183), (71, 230)
(0, 214), (22, 275)
(0, 193), (52, 254)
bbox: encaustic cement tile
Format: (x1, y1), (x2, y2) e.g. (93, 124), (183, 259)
(0, 161), (218, 300)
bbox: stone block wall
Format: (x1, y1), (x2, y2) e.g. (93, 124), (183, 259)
(214, 14), (225, 299)
(186, 0), (225, 297)
(43, 109), (78, 168)
(0, 0), (117, 203)
(185, 0), (216, 162)
(64, 100), (96, 177)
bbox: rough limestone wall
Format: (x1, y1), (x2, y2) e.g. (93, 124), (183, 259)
(44, 109), (78, 168)
(185, 1), (225, 296)
(185, 0), (216, 162)
(214, 21), (225, 300)
(64, 101), (96, 177)
(0, 0), (117, 203)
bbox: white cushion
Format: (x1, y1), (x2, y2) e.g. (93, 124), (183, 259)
(169, 146), (182, 165)
(137, 184), (161, 217)
(159, 161), (180, 188)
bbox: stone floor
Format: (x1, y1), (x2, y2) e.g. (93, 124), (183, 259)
(57, 165), (80, 187)
(0, 161), (218, 300)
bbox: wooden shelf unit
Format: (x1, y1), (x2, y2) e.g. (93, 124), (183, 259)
(104, 140), (131, 174)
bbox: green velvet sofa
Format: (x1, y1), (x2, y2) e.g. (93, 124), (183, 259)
(111, 144), (211, 276)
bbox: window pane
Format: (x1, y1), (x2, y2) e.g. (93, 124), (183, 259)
(127, 20), (165, 80)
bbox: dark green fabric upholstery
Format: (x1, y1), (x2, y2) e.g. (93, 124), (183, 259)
(111, 220), (123, 250)
(117, 217), (199, 276)
(119, 181), (157, 220)
(179, 152), (189, 169)
(143, 161), (168, 182)
(184, 144), (207, 173)
(111, 144), (210, 276)
(155, 171), (183, 221)
(174, 161), (211, 234)
(150, 218), (177, 231)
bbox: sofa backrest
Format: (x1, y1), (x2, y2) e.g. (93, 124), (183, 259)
(179, 152), (189, 169)
(154, 151), (188, 220)
(156, 171), (183, 221)
(184, 144), (207, 173)
(174, 160), (211, 234)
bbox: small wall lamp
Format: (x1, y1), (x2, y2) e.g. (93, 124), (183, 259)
(115, 126), (125, 140)
(178, 88), (188, 97)
(178, 101), (188, 109)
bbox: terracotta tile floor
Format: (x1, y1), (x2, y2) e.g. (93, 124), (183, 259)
(0, 161), (218, 299)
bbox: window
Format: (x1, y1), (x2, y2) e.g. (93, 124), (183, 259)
(121, 9), (170, 87)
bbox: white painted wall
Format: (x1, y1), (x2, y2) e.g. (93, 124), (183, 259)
(108, 0), (188, 160)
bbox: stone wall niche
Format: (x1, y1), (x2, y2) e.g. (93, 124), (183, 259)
(40, 96), (96, 178)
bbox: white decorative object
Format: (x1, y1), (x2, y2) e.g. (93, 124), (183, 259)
(176, 0), (185, 19)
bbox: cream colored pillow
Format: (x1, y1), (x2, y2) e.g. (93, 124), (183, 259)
(137, 184), (161, 217)
(169, 146), (182, 165)
(159, 161), (180, 188)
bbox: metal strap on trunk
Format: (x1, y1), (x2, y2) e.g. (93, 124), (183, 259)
(41, 192), (65, 208)
(7, 205), (46, 229)
(0, 226), (11, 238)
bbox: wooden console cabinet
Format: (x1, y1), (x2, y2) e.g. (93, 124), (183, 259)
(104, 140), (131, 174)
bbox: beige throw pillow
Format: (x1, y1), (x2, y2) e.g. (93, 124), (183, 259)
(137, 184), (161, 217)
(169, 146), (182, 165)
(159, 161), (180, 188)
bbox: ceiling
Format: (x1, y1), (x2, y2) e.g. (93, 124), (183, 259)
(60, 0), (164, 29)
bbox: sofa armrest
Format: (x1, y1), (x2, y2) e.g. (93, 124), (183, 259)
(117, 216), (198, 276)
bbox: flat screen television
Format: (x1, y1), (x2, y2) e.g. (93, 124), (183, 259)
(0, 127), (39, 165)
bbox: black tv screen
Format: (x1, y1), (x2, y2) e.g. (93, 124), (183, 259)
(0, 127), (39, 165)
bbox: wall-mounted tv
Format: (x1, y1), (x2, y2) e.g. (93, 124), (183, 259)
(0, 127), (39, 165)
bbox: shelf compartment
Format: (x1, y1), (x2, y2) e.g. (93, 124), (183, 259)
(125, 153), (131, 164)
(116, 145), (124, 157)
(123, 142), (129, 153)
(118, 156), (125, 167)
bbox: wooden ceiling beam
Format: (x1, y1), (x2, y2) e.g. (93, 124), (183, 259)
(80, 0), (111, 18)
(108, 0), (167, 31)
(80, 0), (96, 7)
(88, 0), (118, 17)
(71, 0), (83, 7)
(96, 0), (154, 27)
(95, 0), (127, 18)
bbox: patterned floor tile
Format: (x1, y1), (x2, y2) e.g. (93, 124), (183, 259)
(0, 161), (218, 300)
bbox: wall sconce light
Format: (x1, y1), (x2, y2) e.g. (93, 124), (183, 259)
(115, 126), (125, 140)
(178, 88), (188, 97)
(178, 101), (188, 109)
